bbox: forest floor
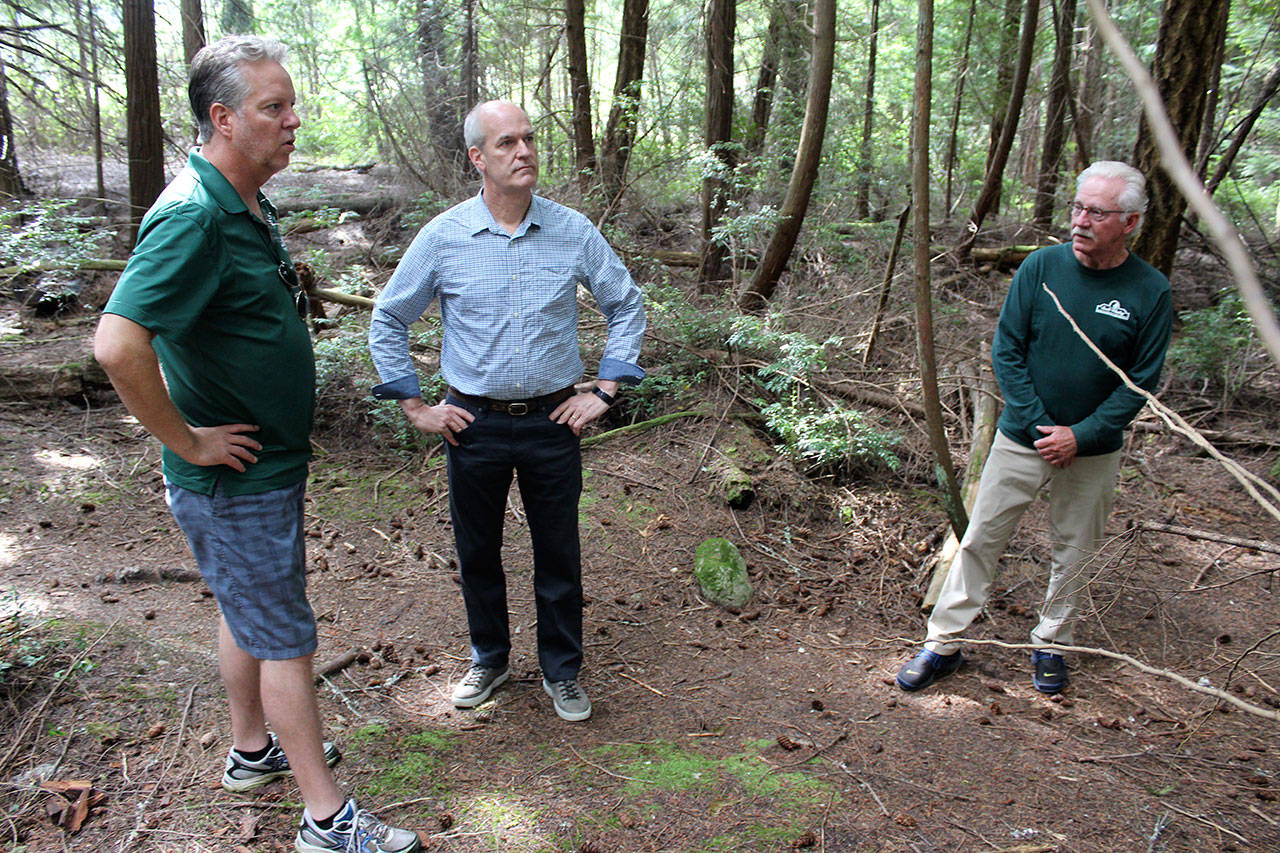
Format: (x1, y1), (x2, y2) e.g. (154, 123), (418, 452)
(2, 159), (1280, 852)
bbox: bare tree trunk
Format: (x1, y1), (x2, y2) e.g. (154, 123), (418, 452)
(738, 0), (836, 312)
(1074, 9), (1103, 168)
(744, 0), (786, 157)
(0, 55), (25, 198)
(69, 0), (104, 202)
(914, 0), (967, 536)
(1194, 0), (1231, 178)
(852, 0), (879, 220)
(417, 0), (465, 177)
(1206, 63), (1280, 197)
(1032, 0), (1076, 226)
(699, 0), (736, 290)
(984, 0), (1021, 216)
(957, 0), (1039, 262)
(87, 0), (105, 202)
(461, 0), (479, 114)
(124, 0), (165, 231)
(1131, 0), (1231, 277)
(566, 0), (596, 190)
(942, 0), (976, 219)
(600, 0), (650, 201)
(180, 0), (205, 65)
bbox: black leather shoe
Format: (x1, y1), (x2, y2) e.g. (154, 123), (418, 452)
(896, 648), (963, 692)
(1031, 650), (1069, 694)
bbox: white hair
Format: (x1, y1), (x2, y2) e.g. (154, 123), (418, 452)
(1077, 160), (1148, 227)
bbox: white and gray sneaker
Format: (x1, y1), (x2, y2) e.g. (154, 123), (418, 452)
(543, 677), (592, 721)
(295, 799), (421, 853)
(222, 732), (341, 792)
(450, 665), (509, 708)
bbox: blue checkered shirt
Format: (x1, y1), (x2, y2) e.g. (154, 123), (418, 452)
(369, 193), (646, 400)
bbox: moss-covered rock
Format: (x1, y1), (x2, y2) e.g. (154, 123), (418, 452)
(693, 537), (752, 608)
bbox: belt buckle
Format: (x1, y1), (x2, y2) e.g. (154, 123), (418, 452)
(507, 401), (530, 416)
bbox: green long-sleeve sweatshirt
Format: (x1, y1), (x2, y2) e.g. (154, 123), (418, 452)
(993, 242), (1172, 456)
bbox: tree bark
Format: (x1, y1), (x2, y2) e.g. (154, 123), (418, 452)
(1194, 0), (1231, 178)
(1206, 64), (1280, 197)
(738, 0), (835, 313)
(180, 0), (206, 65)
(70, 0), (105, 203)
(0, 54), (25, 198)
(124, 0), (165, 232)
(566, 0), (596, 190)
(1032, 0), (1076, 226)
(744, 0), (786, 157)
(1131, 0), (1231, 277)
(461, 0), (479, 115)
(984, 0), (1022, 216)
(699, 0), (737, 290)
(851, 0), (880, 220)
(915, 0), (968, 537)
(417, 0), (465, 176)
(957, 0), (1040, 261)
(600, 0), (650, 201)
(1074, 10), (1103, 167)
(942, 0), (977, 219)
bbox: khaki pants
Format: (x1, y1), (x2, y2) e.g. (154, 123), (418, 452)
(925, 431), (1121, 655)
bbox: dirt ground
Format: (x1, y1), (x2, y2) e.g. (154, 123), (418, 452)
(2, 166), (1279, 852)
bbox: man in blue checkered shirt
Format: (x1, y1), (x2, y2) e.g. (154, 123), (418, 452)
(369, 100), (646, 722)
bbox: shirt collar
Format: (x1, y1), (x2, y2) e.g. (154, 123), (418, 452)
(466, 190), (543, 237)
(188, 148), (270, 218)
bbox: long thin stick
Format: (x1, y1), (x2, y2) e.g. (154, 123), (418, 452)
(947, 638), (1279, 722)
(1041, 282), (1280, 523)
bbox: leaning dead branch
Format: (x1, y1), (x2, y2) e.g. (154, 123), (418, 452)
(1042, 283), (1280, 524)
(1134, 521), (1279, 556)
(950, 638), (1279, 723)
(1085, 0), (1280, 370)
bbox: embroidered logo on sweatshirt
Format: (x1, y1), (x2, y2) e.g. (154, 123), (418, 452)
(1095, 299), (1131, 320)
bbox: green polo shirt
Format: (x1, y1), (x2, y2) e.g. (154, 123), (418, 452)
(105, 151), (314, 496)
(993, 242), (1172, 456)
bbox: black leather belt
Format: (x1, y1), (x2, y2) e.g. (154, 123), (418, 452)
(447, 385), (575, 416)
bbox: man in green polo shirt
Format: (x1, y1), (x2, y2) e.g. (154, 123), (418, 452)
(94, 35), (419, 853)
(896, 161), (1173, 696)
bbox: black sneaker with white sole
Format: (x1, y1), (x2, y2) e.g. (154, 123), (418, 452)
(221, 732), (341, 793)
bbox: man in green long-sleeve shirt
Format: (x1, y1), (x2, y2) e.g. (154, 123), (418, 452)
(898, 161), (1172, 695)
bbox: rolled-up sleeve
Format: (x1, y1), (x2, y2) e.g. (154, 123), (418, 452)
(581, 227), (646, 385)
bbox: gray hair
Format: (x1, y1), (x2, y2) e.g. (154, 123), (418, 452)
(1077, 160), (1148, 226)
(462, 102), (491, 151)
(189, 35), (288, 144)
(463, 101), (527, 151)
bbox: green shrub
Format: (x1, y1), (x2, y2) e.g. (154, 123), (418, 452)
(1168, 288), (1257, 401)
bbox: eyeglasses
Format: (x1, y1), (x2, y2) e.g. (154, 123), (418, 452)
(1068, 201), (1129, 222)
(278, 262), (310, 320)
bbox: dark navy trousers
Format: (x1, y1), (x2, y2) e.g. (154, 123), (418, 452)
(444, 393), (583, 681)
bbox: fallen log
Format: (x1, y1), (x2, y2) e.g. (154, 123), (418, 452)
(314, 648), (362, 682)
(273, 195), (398, 217)
(0, 359), (111, 401)
(0, 260), (127, 276)
(310, 286), (375, 310)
